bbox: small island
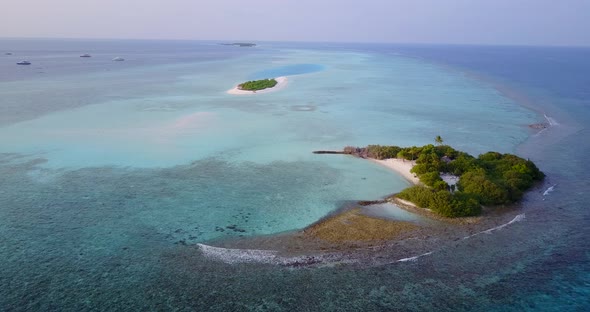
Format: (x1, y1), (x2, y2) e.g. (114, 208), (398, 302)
(239, 78), (277, 91)
(227, 77), (288, 95)
(322, 137), (544, 218)
(220, 43), (256, 47)
(198, 138), (546, 264)
(199, 138), (546, 261)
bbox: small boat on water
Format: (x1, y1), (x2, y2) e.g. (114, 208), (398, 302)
(80, 54), (91, 58)
(16, 61), (31, 65)
(112, 57), (124, 61)
(5, 52), (12, 55)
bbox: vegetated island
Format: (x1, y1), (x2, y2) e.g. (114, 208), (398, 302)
(239, 78), (277, 91)
(203, 138), (545, 258)
(316, 137), (545, 218)
(220, 42), (256, 47)
(227, 77), (288, 95)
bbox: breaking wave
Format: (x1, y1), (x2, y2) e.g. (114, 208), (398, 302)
(197, 243), (357, 267)
(463, 213), (526, 239)
(199, 214), (527, 267)
(544, 113), (559, 126)
(396, 251), (433, 262)
(543, 184), (556, 196)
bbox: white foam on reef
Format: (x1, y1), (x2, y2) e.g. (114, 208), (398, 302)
(396, 251), (433, 262)
(543, 184), (556, 196)
(463, 213), (526, 239)
(197, 243), (357, 267)
(534, 114), (559, 136)
(544, 113), (559, 126)
(199, 243), (438, 267)
(197, 243), (279, 264)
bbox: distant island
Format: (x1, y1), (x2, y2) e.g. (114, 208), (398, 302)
(317, 137), (545, 218)
(227, 77), (288, 95)
(220, 43), (257, 47)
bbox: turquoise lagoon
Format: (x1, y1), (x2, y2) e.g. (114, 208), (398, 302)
(2, 40), (587, 311)
(0, 45), (537, 242)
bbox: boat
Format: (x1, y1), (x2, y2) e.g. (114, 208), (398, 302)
(112, 57), (124, 61)
(80, 54), (91, 58)
(16, 61), (31, 65)
(5, 52), (12, 55)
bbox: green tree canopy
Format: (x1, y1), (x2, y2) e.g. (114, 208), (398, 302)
(349, 143), (544, 217)
(238, 78), (278, 91)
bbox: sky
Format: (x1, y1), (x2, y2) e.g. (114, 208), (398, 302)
(1, 0), (589, 46)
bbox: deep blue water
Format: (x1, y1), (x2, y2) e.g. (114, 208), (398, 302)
(1, 39), (589, 311)
(391, 44), (590, 311)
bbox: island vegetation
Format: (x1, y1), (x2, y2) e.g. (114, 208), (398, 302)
(238, 78), (278, 91)
(343, 138), (544, 218)
(220, 42), (256, 47)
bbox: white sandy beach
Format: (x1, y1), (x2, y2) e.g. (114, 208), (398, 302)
(371, 158), (421, 185)
(373, 158), (460, 187)
(227, 76), (288, 95)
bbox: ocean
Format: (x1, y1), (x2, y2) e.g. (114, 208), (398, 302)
(0, 38), (588, 311)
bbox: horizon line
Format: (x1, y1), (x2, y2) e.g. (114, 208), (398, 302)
(1, 36), (589, 49)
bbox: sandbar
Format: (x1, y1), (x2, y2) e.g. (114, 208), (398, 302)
(227, 76), (288, 95)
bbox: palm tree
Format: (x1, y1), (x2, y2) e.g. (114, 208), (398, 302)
(397, 150), (408, 161)
(435, 135), (444, 146)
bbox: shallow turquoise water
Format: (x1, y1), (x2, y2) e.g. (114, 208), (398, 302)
(0, 46), (537, 242)
(1, 40), (588, 311)
(362, 203), (429, 224)
(250, 63), (325, 79)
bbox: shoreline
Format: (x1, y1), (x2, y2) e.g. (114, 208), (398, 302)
(369, 158), (421, 185)
(226, 76), (288, 95)
(369, 157), (464, 221)
(199, 153), (534, 263)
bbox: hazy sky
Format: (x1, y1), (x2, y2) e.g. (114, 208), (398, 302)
(2, 0), (589, 46)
